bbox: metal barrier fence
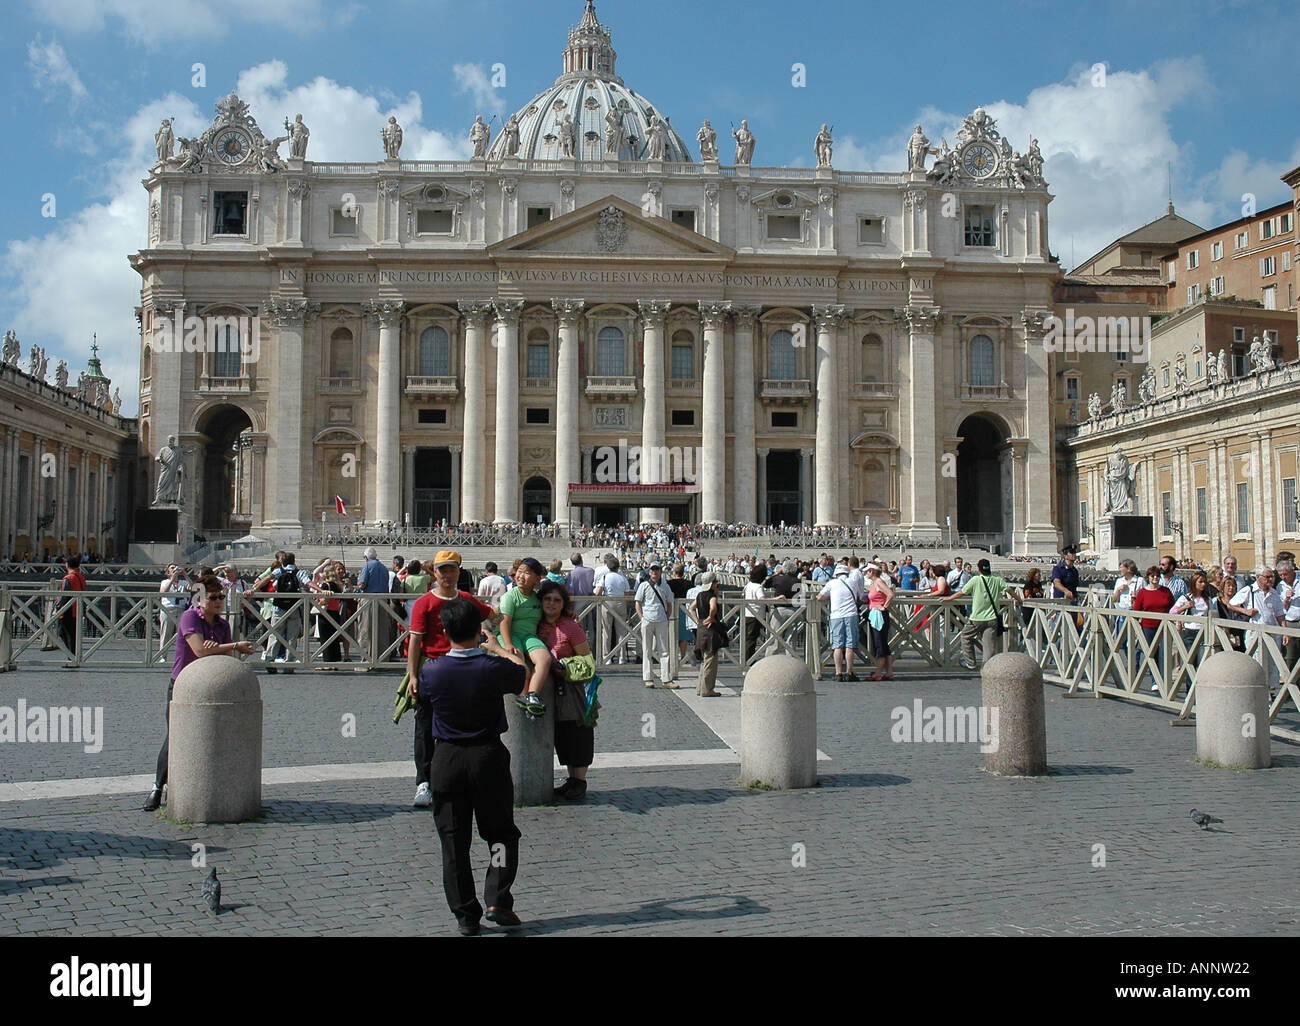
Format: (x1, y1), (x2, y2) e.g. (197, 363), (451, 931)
(4, 585), (1296, 742)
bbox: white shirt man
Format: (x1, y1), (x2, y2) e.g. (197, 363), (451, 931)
(476, 564), (509, 609)
(1226, 568), (1285, 689)
(1276, 559), (1300, 674)
(634, 565), (675, 687)
(947, 558), (970, 591)
(594, 559), (632, 663)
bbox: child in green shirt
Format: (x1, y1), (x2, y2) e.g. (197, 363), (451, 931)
(498, 556), (552, 717)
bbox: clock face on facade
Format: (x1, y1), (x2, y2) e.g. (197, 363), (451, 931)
(215, 128), (252, 165)
(961, 141), (997, 179)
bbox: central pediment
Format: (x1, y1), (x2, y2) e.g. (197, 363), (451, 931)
(488, 195), (734, 261)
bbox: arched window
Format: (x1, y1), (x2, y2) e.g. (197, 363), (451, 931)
(770, 329), (797, 380)
(419, 326), (450, 376)
(671, 329), (694, 380)
(329, 327), (354, 379)
(596, 326), (625, 376)
(969, 334), (995, 387)
(860, 333), (885, 382)
(526, 327), (550, 379)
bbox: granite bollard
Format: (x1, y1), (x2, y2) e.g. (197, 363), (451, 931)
(740, 654), (817, 789)
(980, 652), (1047, 776)
(501, 677), (555, 805)
(168, 655), (262, 822)
(1194, 651), (1270, 769)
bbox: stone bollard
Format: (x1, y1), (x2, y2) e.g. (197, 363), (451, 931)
(981, 652), (1047, 776)
(168, 655), (263, 823)
(1194, 651), (1270, 769)
(502, 677), (555, 805)
(740, 654), (817, 789)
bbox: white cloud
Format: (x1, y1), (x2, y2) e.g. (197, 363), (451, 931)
(29, 0), (328, 46)
(1198, 144), (1300, 220)
(452, 62), (507, 118)
(833, 134), (872, 173)
(27, 38), (87, 102)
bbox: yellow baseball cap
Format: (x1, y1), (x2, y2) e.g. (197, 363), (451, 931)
(433, 550), (462, 568)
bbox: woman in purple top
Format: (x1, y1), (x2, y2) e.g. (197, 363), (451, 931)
(143, 576), (254, 811)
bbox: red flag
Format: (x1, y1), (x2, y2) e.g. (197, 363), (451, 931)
(335, 495), (347, 516)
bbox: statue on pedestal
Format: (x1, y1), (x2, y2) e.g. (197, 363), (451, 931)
(382, 116), (403, 159)
(287, 114), (309, 159)
(697, 119), (718, 161)
(154, 434), (185, 506)
(1104, 444), (1139, 515)
(55, 360), (69, 390)
(559, 114), (577, 158)
(814, 124), (833, 167)
(907, 124), (930, 172)
(645, 115), (666, 161)
(1218, 347), (1228, 381)
(731, 120), (755, 165)
(154, 118), (174, 168)
(1087, 391), (1102, 426)
(604, 108), (625, 159)
(470, 116), (490, 158)
(501, 114), (521, 157)
(1110, 379), (1127, 414)
(2, 329), (18, 366)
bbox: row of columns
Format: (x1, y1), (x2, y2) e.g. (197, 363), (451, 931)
(0, 427), (117, 555)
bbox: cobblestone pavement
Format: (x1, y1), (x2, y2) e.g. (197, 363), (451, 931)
(2, 663), (1298, 936)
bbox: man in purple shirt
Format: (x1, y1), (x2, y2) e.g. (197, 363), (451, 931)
(418, 597), (528, 935)
(143, 576), (254, 811)
(566, 553), (595, 596)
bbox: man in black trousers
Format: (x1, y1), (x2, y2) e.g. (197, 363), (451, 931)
(418, 597), (528, 935)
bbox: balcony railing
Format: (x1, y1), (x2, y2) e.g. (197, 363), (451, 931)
(960, 382), (1011, 400)
(201, 376), (251, 393)
(761, 378), (812, 402)
(406, 375), (459, 396)
(320, 376), (362, 393)
(522, 376), (552, 390)
(584, 375), (638, 397)
(667, 377), (697, 391)
(853, 380), (897, 398)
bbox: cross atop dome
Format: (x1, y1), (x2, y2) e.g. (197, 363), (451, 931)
(562, 0), (618, 81)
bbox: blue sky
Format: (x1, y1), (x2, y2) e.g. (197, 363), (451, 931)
(3, 0), (1297, 418)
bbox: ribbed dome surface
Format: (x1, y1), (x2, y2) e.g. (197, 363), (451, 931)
(486, 2), (694, 163)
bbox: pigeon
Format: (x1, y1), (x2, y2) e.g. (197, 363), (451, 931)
(1189, 808), (1223, 830)
(201, 867), (221, 914)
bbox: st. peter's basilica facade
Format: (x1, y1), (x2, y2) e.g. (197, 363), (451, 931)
(132, 1), (1062, 553)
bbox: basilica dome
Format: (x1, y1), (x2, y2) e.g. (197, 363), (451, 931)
(486, 1), (694, 163)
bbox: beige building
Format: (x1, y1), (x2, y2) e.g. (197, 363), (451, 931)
(130, 2), (1064, 553)
(0, 341), (137, 560)
(1163, 200), (1296, 314)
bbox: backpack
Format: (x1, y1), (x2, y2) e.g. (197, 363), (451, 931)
(274, 566), (301, 610)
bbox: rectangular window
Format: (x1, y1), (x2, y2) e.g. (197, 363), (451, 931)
(211, 322), (241, 378)
(1187, 284), (1200, 305)
(1263, 286), (1276, 310)
(670, 208), (696, 232)
(212, 191), (248, 235)
(526, 344), (549, 379)
(1235, 231), (1249, 250)
(1261, 219), (1275, 240)
(1066, 377), (1079, 400)
(1232, 348), (1248, 377)
(963, 206), (996, 247)
(331, 209), (357, 236)
(1284, 477), (1298, 534)
(416, 208), (454, 234)
(1115, 347), (1129, 362)
(1211, 241), (1222, 260)
(1233, 327), (1245, 343)
(417, 408), (448, 424)
(525, 407), (550, 425)
(1283, 250), (1292, 271)
(771, 411), (798, 428)
(1210, 275), (1225, 296)
(1260, 255), (1276, 276)
(766, 214), (801, 241)
(1236, 481), (1249, 534)
(1162, 492), (1172, 536)
(1080, 501), (1088, 535)
(526, 206), (551, 228)
(1197, 487), (1208, 536)
(670, 409), (695, 426)
(670, 345), (693, 380)
(1281, 212), (1294, 233)
(859, 216), (884, 244)
(1167, 259), (1177, 282)
(1186, 250), (1199, 269)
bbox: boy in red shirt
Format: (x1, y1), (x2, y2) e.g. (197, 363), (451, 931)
(406, 550), (499, 808)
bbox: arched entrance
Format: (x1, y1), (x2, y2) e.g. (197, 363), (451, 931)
(956, 414), (1011, 552)
(195, 405), (254, 533)
(522, 477), (553, 524)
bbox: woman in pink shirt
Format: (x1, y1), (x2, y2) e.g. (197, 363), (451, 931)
(536, 581), (594, 800)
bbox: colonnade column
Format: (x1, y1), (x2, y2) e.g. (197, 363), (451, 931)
(903, 304), (942, 540)
(55, 443), (69, 545)
(552, 299), (585, 527)
(637, 299), (669, 524)
(699, 301), (731, 525)
(366, 300), (404, 526)
(756, 446), (769, 524)
(732, 306), (760, 523)
(812, 304), (847, 526)
(459, 301), (492, 524)
(800, 451), (812, 526)
(449, 444), (462, 524)
(402, 445), (415, 527)
(264, 297), (312, 532)
(1019, 310), (1061, 553)
(493, 299), (524, 524)
(1259, 429), (1276, 565)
